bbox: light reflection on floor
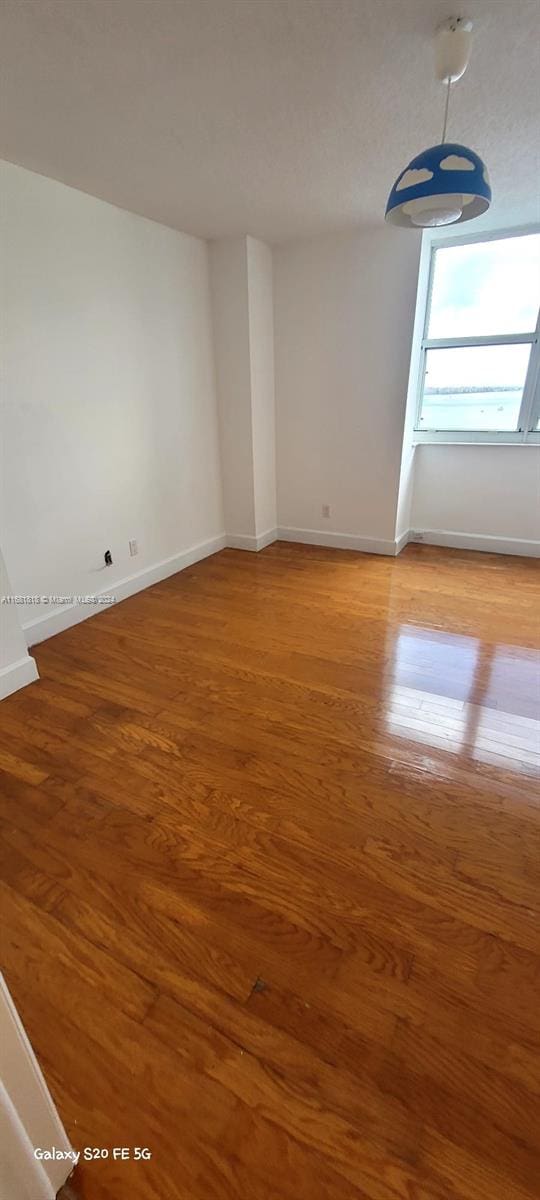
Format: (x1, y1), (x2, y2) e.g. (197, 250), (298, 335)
(385, 625), (540, 776)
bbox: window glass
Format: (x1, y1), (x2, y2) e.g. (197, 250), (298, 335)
(420, 343), (531, 431)
(427, 234), (540, 339)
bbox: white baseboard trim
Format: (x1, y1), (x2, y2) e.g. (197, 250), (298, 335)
(0, 654), (39, 700)
(23, 533), (227, 648)
(410, 529), (540, 558)
(256, 528), (279, 551)
(395, 530), (412, 555)
(226, 529), (278, 552)
(276, 526), (399, 556)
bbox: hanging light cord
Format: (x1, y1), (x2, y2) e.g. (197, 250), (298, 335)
(441, 78), (451, 142)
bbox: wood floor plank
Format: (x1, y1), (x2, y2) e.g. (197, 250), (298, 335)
(1, 882), (157, 1023)
(0, 542), (538, 1199)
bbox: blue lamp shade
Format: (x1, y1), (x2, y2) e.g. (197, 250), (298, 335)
(385, 142), (491, 227)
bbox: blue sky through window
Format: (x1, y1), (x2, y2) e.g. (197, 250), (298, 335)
(428, 234), (540, 339)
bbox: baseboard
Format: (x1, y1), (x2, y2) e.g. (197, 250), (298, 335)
(395, 530), (412, 554)
(0, 654), (39, 699)
(409, 529), (540, 558)
(226, 529), (278, 552)
(277, 526), (399, 556)
(23, 533), (227, 647)
(256, 528), (279, 551)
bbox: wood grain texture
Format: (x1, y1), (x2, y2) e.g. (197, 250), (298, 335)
(1, 541), (539, 1199)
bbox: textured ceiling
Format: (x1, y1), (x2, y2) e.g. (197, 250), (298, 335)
(1, 0), (538, 242)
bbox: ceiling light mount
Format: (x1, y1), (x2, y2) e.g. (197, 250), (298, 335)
(434, 16), (474, 83)
(385, 16), (491, 229)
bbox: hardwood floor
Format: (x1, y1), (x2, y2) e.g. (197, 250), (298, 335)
(1, 541), (539, 1200)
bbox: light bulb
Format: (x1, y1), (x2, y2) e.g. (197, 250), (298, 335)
(410, 206), (462, 227)
(403, 193), (463, 227)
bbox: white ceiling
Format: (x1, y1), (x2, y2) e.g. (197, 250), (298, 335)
(1, 0), (538, 242)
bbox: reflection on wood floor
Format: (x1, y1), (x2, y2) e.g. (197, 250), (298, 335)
(386, 626), (539, 772)
(0, 541), (539, 1200)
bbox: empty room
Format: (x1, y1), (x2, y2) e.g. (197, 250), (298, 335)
(1, 2), (539, 1198)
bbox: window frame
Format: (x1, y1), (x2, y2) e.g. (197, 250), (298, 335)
(413, 225), (540, 445)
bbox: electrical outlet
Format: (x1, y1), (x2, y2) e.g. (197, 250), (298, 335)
(322, 505), (331, 519)
(129, 539), (138, 557)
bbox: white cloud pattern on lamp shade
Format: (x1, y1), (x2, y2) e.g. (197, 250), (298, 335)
(396, 167), (434, 191)
(483, 166), (490, 185)
(440, 154), (476, 171)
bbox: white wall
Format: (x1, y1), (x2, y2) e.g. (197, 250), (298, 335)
(273, 227), (421, 548)
(210, 235), (276, 547)
(394, 235), (433, 542)
(411, 444), (540, 549)
(0, 551), (29, 671)
(0, 549), (38, 699)
(1, 162), (225, 640)
(247, 237), (277, 538)
(210, 237), (256, 538)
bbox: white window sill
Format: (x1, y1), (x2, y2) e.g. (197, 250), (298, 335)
(412, 433), (540, 446)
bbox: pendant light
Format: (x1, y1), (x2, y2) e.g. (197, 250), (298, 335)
(385, 17), (491, 228)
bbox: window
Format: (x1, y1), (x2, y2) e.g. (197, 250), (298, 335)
(415, 230), (540, 442)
